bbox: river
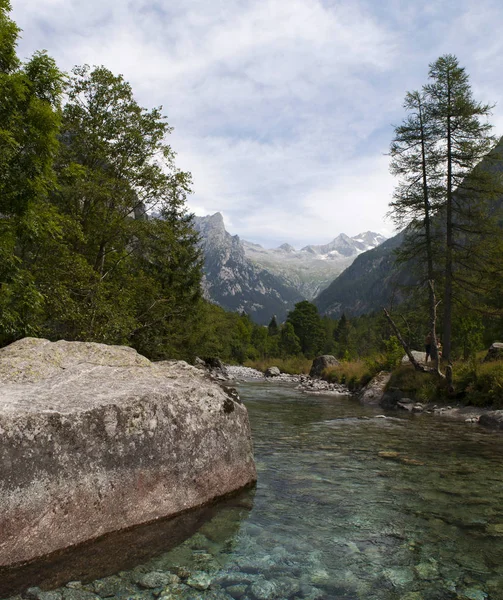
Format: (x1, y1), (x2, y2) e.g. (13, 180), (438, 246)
(3, 380), (503, 599)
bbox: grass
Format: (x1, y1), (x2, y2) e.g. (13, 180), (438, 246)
(387, 364), (445, 402)
(244, 356), (313, 375)
(454, 359), (503, 407)
(387, 358), (503, 407)
(246, 351), (503, 408)
(323, 360), (374, 391)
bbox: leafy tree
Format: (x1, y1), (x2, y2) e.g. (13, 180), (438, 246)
(286, 301), (324, 358)
(38, 65), (201, 355)
(0, 1), (65, 344)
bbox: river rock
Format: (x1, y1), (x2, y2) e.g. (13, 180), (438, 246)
(137, 572), (179, 589)
(483, 342), (503, 362)
(479, 410), (503, 430)
(358, 371), (391, 406)
(309, 355), (340, 378)
(264, 366), (281, 377)
(0, 338), (256, 567)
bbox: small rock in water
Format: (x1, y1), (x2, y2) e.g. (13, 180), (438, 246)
(186, 571), (212, 590)
(309, 568), (331, 586)
(25, 589), (63, 600)
(383, 567), (415, 588)
(224, 584), (248, 598)
(415, 560), (438, 580)
(171, 566), (192, 580)
(458, 588), (488, 600)
(157, 583), (192, 599)
(93, 576), (133, 597)
(137, 572), (179, 589)
(378, 451), (400, 459)
(61, 590), (99, 600)
(249, 578), (278, 600)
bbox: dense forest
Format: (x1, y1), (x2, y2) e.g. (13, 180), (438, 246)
(2, 1), (503, 386)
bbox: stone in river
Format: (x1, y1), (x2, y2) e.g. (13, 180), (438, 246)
(0, 338), (256, 567)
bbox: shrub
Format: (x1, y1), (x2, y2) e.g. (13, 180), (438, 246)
(454, 360), (503, 407)
(387, 364), (445, 402)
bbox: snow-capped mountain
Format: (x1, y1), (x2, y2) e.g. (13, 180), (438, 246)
(193, 213), (386, 322)
(243, 231), (387, 299)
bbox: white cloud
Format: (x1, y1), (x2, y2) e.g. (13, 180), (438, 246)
(10, 0), (503, 248)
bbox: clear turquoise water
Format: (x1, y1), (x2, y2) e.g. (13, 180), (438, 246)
(5, 381), (503, 599)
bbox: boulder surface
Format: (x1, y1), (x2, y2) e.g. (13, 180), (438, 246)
(358, 371), (392, 406)
(483, 342), (503, 362)
(264, 366), (281, 377)
(0, 338), (256, 567)
(309, 355), (340, 378)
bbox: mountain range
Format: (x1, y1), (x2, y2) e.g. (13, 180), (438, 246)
(193, 213), (386, 324)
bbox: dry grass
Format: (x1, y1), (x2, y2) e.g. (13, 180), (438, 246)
(323, 360), (374, 390)
(244, 357), (313, 375)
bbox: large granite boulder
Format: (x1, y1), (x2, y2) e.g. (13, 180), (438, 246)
(483, 342), (503, 362)
(358, 371), (392, 406)
(0, 338), (256, 567)
(309, 355), (340, 378)
(479, 410), (503, 429)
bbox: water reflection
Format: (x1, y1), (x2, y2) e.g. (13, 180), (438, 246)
(3, 381), (503, 599)
(0, 488), (254, 598)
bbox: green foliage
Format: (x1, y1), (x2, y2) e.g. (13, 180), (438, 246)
(0, 3), (65, 345)
(382, 336), (404, 370)
(389, 53), (501, 362)
(268, 315), (279, 336)
(286, 301), (325, 358)
(278, 322), (301, 358)
(388, 364), (445, 401)
(454, 360), (503, 407)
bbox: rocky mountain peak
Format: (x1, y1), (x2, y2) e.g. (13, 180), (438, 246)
(277, 243), (296, 253)
(193, 213), (387, 322)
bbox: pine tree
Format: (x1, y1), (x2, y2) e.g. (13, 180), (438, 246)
(425, 55), (496, 360)
(268, 315), (279, 337)
(286, 301), (324, 358)
(389, 55), (498, 363)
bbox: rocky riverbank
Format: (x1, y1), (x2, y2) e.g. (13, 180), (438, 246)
(360, 371), (503, 430)
(226, 366), (350, 395)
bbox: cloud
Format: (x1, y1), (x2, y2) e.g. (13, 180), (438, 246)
(11, 0), (503, 247)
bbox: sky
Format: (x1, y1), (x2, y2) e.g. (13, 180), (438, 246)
(10, 0), (503, 248)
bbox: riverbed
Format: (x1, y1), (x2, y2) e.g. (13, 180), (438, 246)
(3, 380), (503, 599)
